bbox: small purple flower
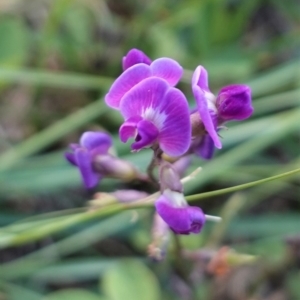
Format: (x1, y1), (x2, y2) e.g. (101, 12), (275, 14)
(155, 189), (206, 234)
(156, 162), (206, 235)
(105, 54), (183, 110)
(65, 131), (112, 189)
(122, 48), (152, 71)
(118, 77), (191, 157)
(191, 65), (253, 156)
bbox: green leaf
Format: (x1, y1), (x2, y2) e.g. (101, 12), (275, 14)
(0, 17), (30, 67)
(44, 289), (105, 300)
(102, 259), (161, 300)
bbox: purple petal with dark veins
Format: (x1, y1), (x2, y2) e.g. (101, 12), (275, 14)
(194, 134), (215, 160)
(80, 131), (112, 154)
(150, 58), (183, 86)
(131, 119), (159, 151)
(158, 87), (191, 156)
(119, 116), (143, 142)
(105, 64), (152, 109)
(192, 84), (221, 149)
(155, 195), (206, 234)
(216, 84), (253, 121)
(75, 148), (100, 189)
(122, 48), (152, 71)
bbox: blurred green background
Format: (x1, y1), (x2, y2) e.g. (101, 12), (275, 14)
(0, 0), (300, 299)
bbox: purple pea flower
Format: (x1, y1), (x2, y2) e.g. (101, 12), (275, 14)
(191, 65), (253, 158)
(105, 53), (183, 110)
(65, 131), (112, 189)
(122, 48), (152, 71)
(155, 163), (206, 235)
(155, 190), (206, 235)
(118, 77), (191, 157)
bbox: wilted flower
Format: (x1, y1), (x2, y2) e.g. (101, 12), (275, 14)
(105, 53), (183, 110)
(191, 65), (253, 158)
(118, 77), (191, 157)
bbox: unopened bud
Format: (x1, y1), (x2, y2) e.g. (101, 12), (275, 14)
(93, 155), (146, 181)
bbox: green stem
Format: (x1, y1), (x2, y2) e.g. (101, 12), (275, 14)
(185, 166), (300, 202)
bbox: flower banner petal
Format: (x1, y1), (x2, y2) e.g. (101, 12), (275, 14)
(119, 77), (169, 119)
(151, 58), (183, 86)
(105, 64), (152, 109)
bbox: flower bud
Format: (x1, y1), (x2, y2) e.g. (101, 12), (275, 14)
(159, 163), (183, 193)
(93, 155), (146, 181)
(216, 84), (253, 121)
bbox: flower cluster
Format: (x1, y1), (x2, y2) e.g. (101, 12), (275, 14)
(65, 48), (253, 252)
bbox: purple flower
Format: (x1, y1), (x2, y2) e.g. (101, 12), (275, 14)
(65, 132), (112, 189)
(191, 65), (253, 156)
(122, 48), (152, 71)
(155, 162), (206, 235)
(155, 189), (206, 234)
(118, 77), (191, 157)
(105, 54), (183, 110)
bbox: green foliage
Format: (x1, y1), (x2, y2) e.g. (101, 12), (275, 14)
(102, 259), (161, 300)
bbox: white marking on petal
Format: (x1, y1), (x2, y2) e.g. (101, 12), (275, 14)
(142, 107), (167, 130)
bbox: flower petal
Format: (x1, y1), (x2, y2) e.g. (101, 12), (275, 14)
(105, 64), (152, 109)
(158, 88), (191, 156)
(119, 116), (142, 143)
(194, 134), (215, 160)
(155, 195), (206, 234)
(192, 65), (211, 92)
(75, 148), (100, 189)
(216, 84), (253, 121)
(172, 156), (192, 177)
(151, 58), (183, 86)
(119, 77), (169, 119)
(80, 131), (112, 153)
(131, 119), (159, 151)
(122, 48), (151, 71)
(192, 84), (221, 149)
(65, 152), (77, 166)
